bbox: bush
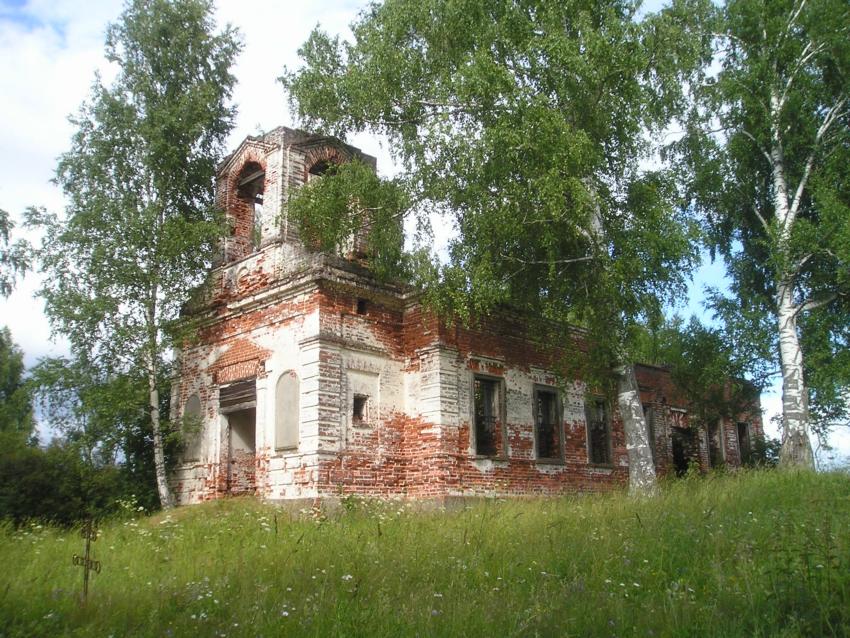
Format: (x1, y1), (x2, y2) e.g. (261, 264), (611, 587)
(0, 433), (131, 526)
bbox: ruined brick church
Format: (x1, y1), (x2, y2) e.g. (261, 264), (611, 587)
(171, 127), (763, 504)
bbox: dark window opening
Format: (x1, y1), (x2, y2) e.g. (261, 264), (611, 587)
(535, 388), (560, 460)
(643, 404), (656, 464)
(356, 298), (368, 315)
(737, 422), (752, 465)
(474, 377), (500, 456)
(353, 395), (368, 426)
(586, 398), (611, 465)
(671, 426), (696, 476)
(308, 160), (332, 180)
(708, 421), (724, 467)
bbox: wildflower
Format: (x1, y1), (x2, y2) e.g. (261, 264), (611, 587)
(342, 574), (354, 581)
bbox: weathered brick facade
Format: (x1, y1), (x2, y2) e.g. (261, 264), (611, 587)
(171, 127), (763, 505)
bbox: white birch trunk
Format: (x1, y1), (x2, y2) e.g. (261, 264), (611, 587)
(145, 285), (175, 509)
(149, 364), (175, 509)
(616, 363), (657, 495)
(776, 280), (815, 468)
(769, 87), (815, 470)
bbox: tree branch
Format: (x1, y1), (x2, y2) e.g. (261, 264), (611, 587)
(779, 40), (826, 109)
(794, 291), (838, 316)
(787, 97), (847, 221)
(499, 252), (595, 266)
(784, 0), (809, 43)
(738, 128), (773, 165)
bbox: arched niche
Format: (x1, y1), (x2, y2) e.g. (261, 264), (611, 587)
(183, 393), (203, 461)
(275, 370), (300, 450)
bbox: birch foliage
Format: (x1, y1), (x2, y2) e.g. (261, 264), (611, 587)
(0, 209), (29, 298)
(677, 0), (850, 467)
(28, 0), (240, 508)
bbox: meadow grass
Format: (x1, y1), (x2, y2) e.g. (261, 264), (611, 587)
(1, 469), (848, 637)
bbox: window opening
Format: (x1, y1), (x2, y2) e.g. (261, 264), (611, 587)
(308, 160), (332, 181)
(642, 404), (656, 464)
(237, 165), (265, 250)
(586, 398), (611, 465)
(356, 298), (368, 315)
(352, 394), (369, 427)
(708, 420), (724, 467)
(535, 388), (560, 460)
(474, 377), (500, 456)
(671, 425), (696, 475)
(737, 422), (752, 464)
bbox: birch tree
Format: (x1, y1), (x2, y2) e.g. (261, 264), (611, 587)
(283, 0), (714, 493)
(29, 0), (240, 508)
(0, 209), (29, 298)
(679, 0), (850, 467)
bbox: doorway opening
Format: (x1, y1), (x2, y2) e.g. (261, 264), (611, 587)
(220, 379), (257, 495)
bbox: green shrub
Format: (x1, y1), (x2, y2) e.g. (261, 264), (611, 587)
(0, 433), (131, 526)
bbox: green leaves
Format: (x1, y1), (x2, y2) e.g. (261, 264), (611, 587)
(675, 0), (850, 432)
(31, 0), (239, 367)
(0, 328), (33, 441)
(0, 209), (30, 298)
(26, 0), (240, 507)
(287, 160), (409, 280)
(283, 0), (717, 387)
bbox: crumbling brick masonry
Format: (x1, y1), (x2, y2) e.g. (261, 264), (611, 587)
(170, 127), (763, 505)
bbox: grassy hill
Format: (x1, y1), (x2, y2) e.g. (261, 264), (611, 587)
(1, 470), (849, 637)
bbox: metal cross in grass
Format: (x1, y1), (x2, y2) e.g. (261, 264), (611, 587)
(72, 519), (102, 602)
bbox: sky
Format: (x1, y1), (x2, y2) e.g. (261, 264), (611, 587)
(0, 0), (846, 465)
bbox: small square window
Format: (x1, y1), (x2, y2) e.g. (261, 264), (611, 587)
(353, 394), (369, 426)
(356, 298), (368, 315)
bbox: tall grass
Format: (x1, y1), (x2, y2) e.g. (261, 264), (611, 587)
(1, 470), (848, 637)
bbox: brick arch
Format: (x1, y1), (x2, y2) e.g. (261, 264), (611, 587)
(210, 338), (272, 384)
(302, 144), (351, 181)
